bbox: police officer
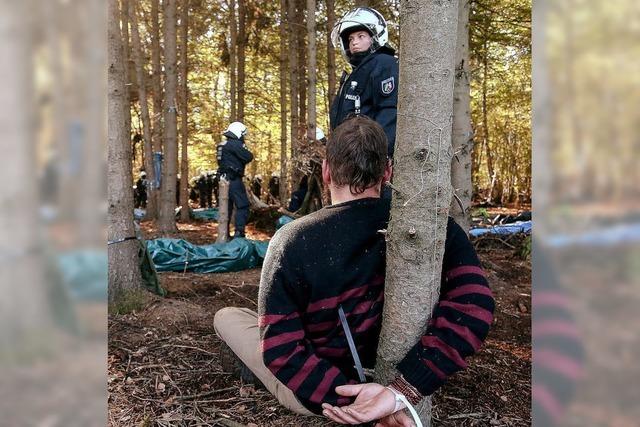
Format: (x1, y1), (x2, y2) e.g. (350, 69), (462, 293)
(135, 171), (148, 208)
(251, 174), (263, 200)
(268, 172), (280, 205)
(197, 171), (209, 209)
(217, 122), (254, 238)
(330, 7), (398, 158)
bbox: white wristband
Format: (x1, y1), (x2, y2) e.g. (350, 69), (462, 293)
(386, 386), (423, 427)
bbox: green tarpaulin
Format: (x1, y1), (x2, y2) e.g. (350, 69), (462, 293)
(191, 208), (219, 221)
(146, 238), (269, 273)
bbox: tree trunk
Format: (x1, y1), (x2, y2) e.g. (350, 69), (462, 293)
(279, 0), (289, 203)
(287, 0), (299, 189)
(450, 0), (472, 232)
(121, 0), (131, 161)
(481, 40), (497, 203)
(217, 178), (230, 243)
(158, 0), (178, 233)
(326, 0), (337, 107)
(296, 0), (306, 131)
(129, 0), (155, 218)
(237, 0), (246, 122)
(108, 0), (143, 309)
(179, 0), (190, 222)
(374, 0), (459, 424)
(306, 0), (316, 142)
(229, 0), (237, 121)
(0, 0), (53, 356)
(148, 0), (163, 219)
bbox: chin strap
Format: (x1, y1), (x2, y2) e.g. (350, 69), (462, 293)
(386, 386), (423, 427)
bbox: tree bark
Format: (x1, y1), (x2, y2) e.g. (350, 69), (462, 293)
(149, 0), (164, 219)
(229, 0), (237, 121)
(179, 0), (190, 222)
(296, 0), (306, 130)
(0, 0), (53, 354)
(306, 0), (316, 142)
(326, 0), (337, 107)
(374, 0), (459, 424)
(287, 0), (300, 189)
(237, 0), (246, 122)
(217, 178), (230, 243)
(158, 0), (178, 233)
(121, 0), (132, 160)
(279, 0), (289, 203)
(450, 0), (473, 232)
(108, 0), (143, 309)
(129, 0), (155, 218)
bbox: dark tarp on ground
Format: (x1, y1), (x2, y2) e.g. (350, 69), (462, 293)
(191, 208), (219, 221)
(147, 238), (269, 273)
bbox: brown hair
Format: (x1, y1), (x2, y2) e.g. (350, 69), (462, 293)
(326, 116), (388, 194)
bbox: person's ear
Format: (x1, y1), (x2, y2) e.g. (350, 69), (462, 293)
(383, 159), (393, 183)
(322, 159), (332, 186)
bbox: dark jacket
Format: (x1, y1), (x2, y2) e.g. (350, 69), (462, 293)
(330, 47), (399, 158)
(217, 132), (254, 179)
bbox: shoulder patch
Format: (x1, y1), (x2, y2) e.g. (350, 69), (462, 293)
(380, 76), (395, 96)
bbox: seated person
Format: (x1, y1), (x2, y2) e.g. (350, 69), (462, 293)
(214, 116), (494, 425)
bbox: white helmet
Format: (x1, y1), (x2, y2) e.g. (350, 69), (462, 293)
(331, 7), (388, 59)
(316, 127), (326, 141)
(224, 121), (248, 139)
(140, 171), (147, 178)
(271, 171), (279, 178)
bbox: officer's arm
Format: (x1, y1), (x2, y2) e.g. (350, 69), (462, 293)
(372, 61), (399, 157)
(235, 143), (254, 164)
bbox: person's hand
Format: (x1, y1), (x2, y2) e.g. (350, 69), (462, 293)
(321, 383), (403, 425)
(374, 411), (415, 427)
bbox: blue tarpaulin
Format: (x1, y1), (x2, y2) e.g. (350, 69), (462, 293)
(469, 220), (532, 238)
(147, 238), (269, 273)
(191, 208), (219, 221)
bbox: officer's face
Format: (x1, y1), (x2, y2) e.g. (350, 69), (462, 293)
(348, 30), (372, 54)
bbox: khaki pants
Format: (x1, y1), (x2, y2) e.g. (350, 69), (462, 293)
(213, 307), (316, 416)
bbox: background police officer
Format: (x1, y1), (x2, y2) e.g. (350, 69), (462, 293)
(330, 7), (398, 159)
(217, 122), (254, 238)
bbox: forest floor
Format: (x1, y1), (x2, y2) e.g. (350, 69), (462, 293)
(108, 207), (531, 426)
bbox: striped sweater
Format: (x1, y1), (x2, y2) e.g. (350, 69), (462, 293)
(257, 197), (494, 414)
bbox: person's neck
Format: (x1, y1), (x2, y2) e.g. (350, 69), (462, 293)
(329, 184), (381, 205)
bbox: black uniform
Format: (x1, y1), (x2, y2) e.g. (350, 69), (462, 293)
(268, 176), (280, 203)
(196, 175), (209, 208)
(217, 131), (254, 237)
(135, 178), (147, 208)
(251, 177), (262, 200)
(329, 47), (399, 158)
(288, 176), (308, 213)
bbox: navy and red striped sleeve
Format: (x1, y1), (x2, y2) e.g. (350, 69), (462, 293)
(396, 218), (495, 396)
(257, 228), (354, 414)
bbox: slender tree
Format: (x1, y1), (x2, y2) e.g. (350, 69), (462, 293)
(121, 0), (132, 160)
(229, 0), (238, 121)
(306, 0), (316, 142)
(279, 0), (289, 203)
(158, 0), (178, 233)
(450, 0), (473, 232)
(217, 179), (230, 243)
(375, 0), (459, 424)
(326, 0), (337, 107)
(287, 0), (300, 187)
(129, 0), (155, 217)
(108, 0), (143, 309)
(296, 0), (306, 130)
(237, 0), (247, 122)
(149, 0), (163, 218)
(179, 0), (190, 222)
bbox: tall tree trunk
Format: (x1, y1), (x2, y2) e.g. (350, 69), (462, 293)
(279, 0), (289, 203)
(129, 0), (154, 217)
(374, 0), (459, 424)
(108, 0), (143, 309)
(158, 0), (178, 233)
(179, 0), (190, 222)
(229, 0), (237, 121)
(0, 0), (53, 355)
(237, 0), (246, 122)
(481, 40), (497, 203)
(296, 0), (306, 132)
(148, 0), (163, 219)
(217, 179), (230, 243)
(121, 0), (132, 163)
(287, 0), (300, 188)
(306, 0), (316, 142)
(450, 0), (472, 232)
(326, 0), (336, 107)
